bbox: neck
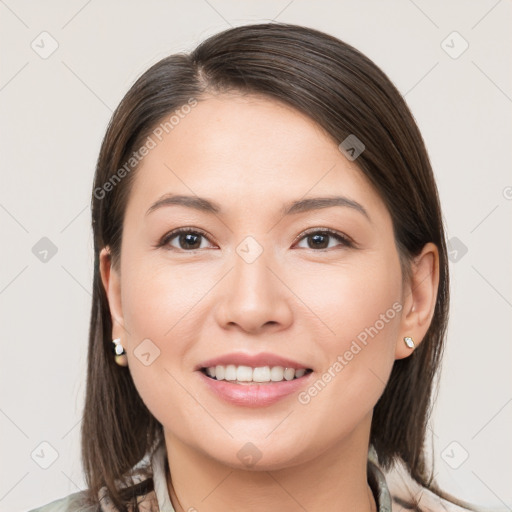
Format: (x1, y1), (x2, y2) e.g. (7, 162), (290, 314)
(163, 415), (378, 512)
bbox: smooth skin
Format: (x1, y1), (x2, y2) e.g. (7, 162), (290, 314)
(100, 93), (439, 512)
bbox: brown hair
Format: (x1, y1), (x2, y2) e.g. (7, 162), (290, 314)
(84, 22), (476, 511)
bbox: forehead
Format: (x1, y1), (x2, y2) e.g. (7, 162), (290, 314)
(124, 93), (388, 221)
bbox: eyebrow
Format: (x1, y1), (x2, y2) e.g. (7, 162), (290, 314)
(145, 193), (370, 221)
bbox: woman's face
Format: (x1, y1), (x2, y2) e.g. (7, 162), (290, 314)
(102, 93), (415, 469)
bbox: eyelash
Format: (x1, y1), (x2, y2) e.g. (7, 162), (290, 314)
(156, 227), (355, 252)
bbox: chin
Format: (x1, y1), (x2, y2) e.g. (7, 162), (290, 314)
(197, 436), (316, 472)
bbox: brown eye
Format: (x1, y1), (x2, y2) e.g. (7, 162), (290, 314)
(175, 232), (203, 250)
(160, 228), (213, 251)
(307, 233), (331, 249)
(295, 229), (353, 250)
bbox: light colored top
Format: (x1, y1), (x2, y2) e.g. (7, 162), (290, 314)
(28, 440), (474, 512)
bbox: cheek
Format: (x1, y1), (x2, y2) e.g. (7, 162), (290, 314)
(118, 259), (209, 423)
(293, 255), (402, 415)
(295, 255), (402, 343)
(120, 258), (211, 345)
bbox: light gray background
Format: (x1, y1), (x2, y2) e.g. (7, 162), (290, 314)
(1, 1), (511, 511)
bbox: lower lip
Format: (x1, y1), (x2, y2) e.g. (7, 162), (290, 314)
(197, 370), (314, 408)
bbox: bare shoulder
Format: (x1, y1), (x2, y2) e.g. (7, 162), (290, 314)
(27, 491), (96, 512)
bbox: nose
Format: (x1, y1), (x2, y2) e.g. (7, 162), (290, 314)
(214, 244), (293, 334)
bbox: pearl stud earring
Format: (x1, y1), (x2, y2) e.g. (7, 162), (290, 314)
(403, 336), (415, 349)
(112, 338), (128, 366)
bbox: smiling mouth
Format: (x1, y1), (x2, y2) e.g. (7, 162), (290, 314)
(200, 365), (313, 384)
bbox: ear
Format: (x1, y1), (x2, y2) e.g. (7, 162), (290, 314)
(395, 242), (440, 360)
(99, 247), (126, 339)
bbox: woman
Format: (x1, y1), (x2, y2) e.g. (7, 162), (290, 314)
(30, 22), (482, 512)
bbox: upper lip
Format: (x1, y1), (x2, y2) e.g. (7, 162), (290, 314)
(195, 352), (312, 371)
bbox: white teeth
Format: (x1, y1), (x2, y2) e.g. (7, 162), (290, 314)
(215, 365), (225, 380)
(236, 365), (253, 382)
(253, 366), (270, 382)
(225, 364), (237, 381)
(270, 366), (285, 381)
(283, 368), (295, 381)
(205, 364), (309, 382)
